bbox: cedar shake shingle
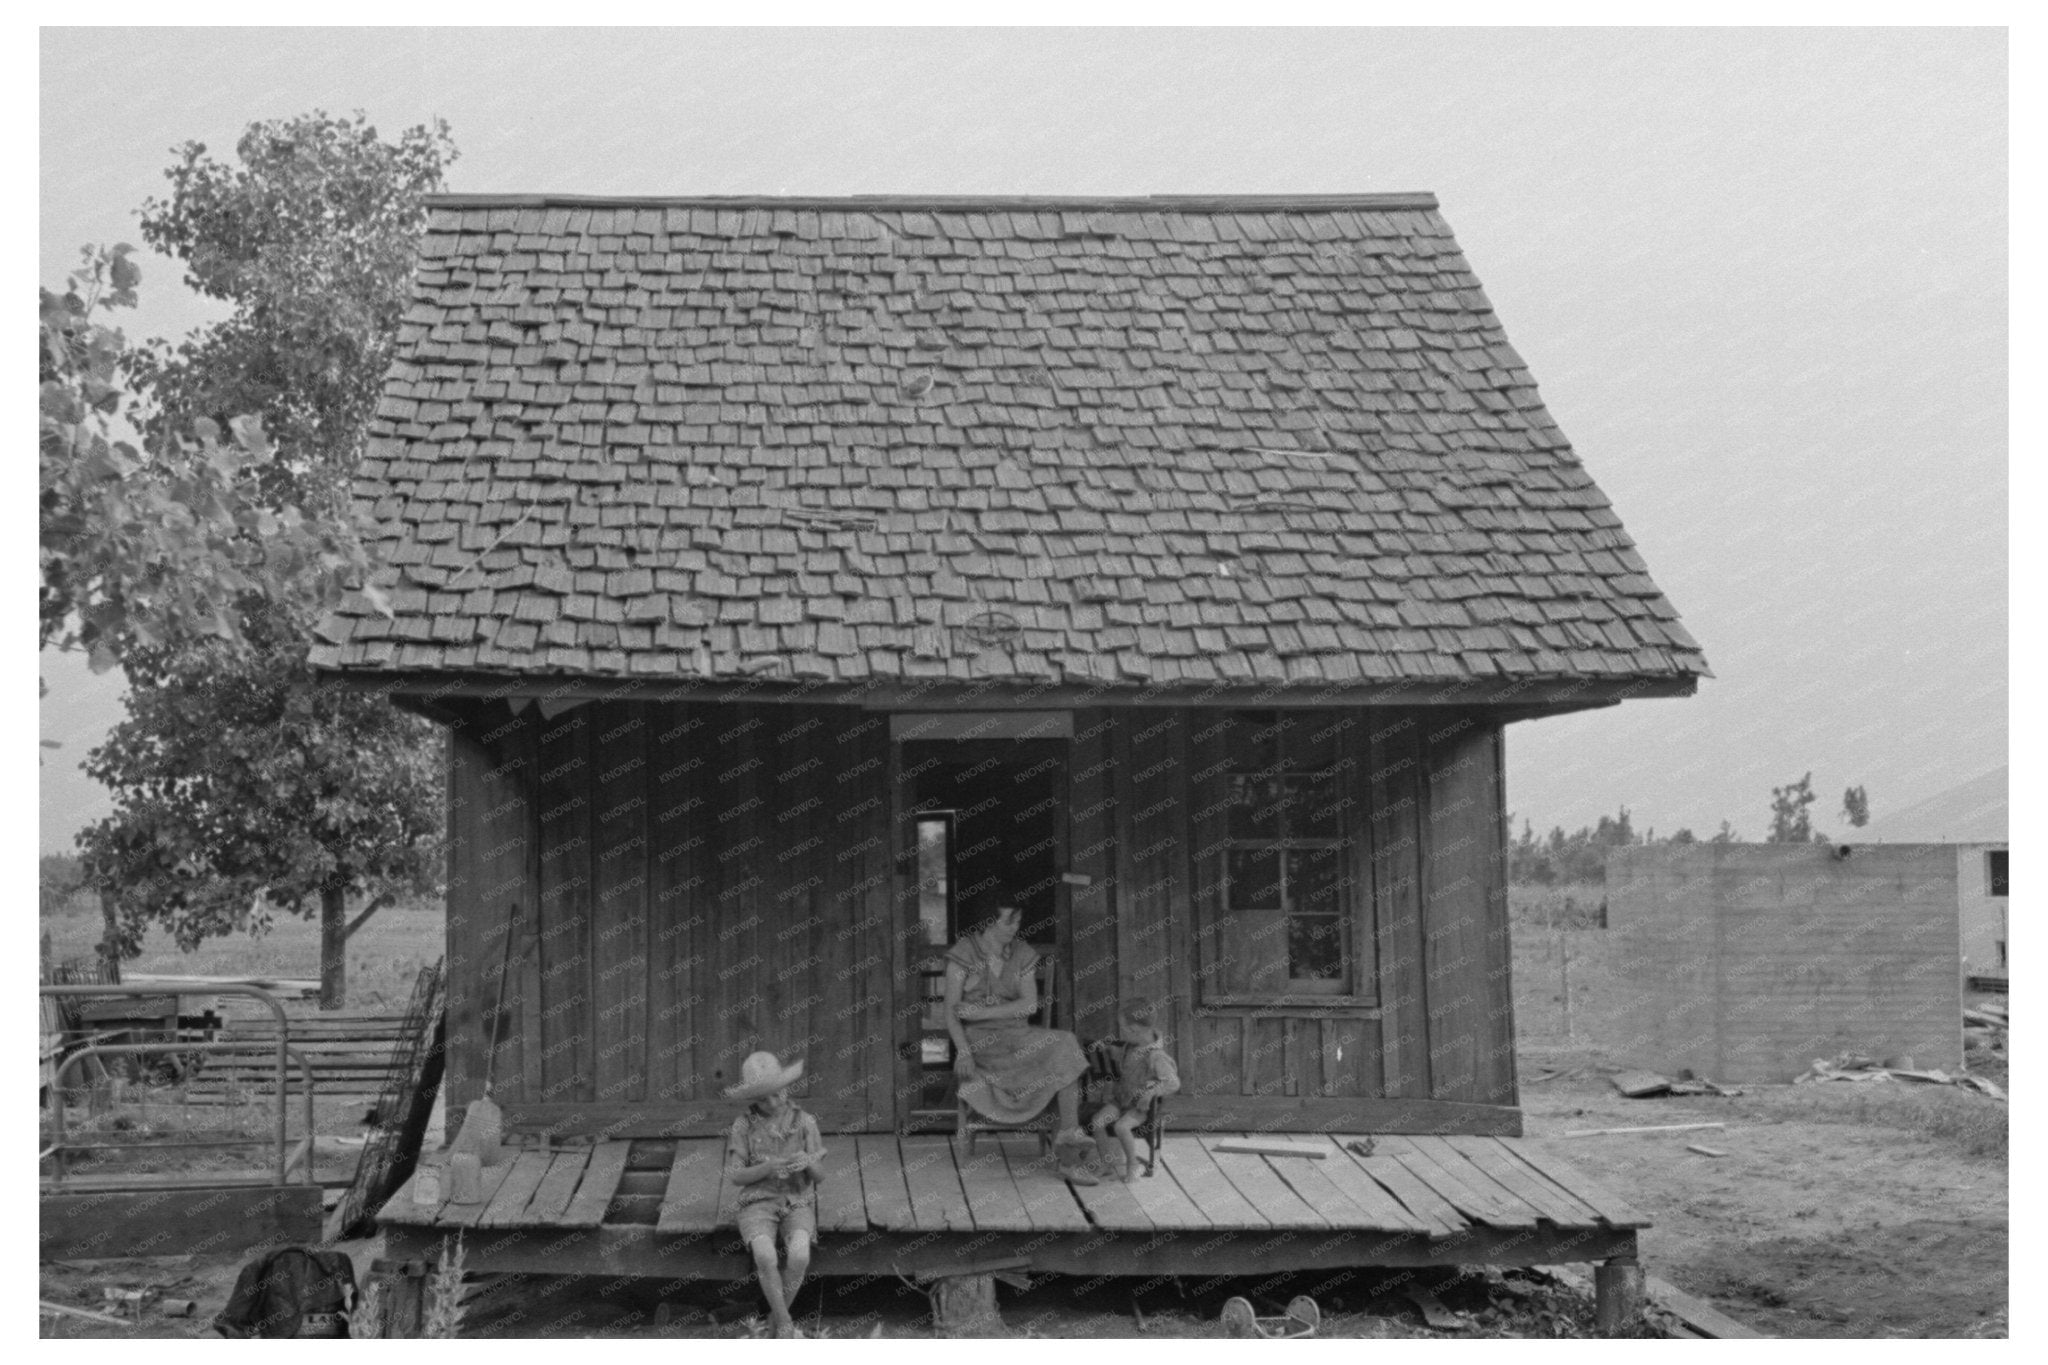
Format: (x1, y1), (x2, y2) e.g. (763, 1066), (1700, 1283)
(311, 194), (1709, 691)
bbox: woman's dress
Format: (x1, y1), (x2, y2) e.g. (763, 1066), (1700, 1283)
(947, 937), (1089, 1125)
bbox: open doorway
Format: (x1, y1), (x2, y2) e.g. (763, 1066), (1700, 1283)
(899, 737), (1067, 1126)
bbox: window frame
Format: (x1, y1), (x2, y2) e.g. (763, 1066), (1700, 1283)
(1193, 710), (1379, 1011)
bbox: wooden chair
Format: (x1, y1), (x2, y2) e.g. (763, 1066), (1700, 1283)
(955, 953), (1062, 1155)
(1083, 1038), (1167, 1177)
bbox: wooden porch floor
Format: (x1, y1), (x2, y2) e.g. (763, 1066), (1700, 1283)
(380, 1132), (1647, 1242)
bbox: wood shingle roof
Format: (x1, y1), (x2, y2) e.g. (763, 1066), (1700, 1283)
(311, 193), (1708, 699)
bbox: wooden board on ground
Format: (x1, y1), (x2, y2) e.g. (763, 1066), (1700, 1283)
(656, 1139), (725, 1234)
(1609, 1070), (1673, 1098)
(561, 1142), (630, 1228)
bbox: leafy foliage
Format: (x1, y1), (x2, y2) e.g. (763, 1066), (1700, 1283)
(1768, 771), (1820, 843)
(69, 111), (456, 993)
(79, 608), (443, 957)
(38, 245), (371, 670)
(131, 110), (457, 512)
(1841, 784), (1870, 828)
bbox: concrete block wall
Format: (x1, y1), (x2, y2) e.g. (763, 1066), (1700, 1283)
(1607, 844), (1961, 1082)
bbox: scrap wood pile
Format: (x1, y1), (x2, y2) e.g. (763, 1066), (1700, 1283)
(1795, 1053), (2004, 1099)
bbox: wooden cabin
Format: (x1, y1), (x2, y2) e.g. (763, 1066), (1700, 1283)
(314, 193), (1707, 1300)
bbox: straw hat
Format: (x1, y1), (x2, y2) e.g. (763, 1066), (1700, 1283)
(724, 1050), (805, 1101)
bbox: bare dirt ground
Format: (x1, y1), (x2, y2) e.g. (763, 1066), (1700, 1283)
(41, 891), (2008, 1338)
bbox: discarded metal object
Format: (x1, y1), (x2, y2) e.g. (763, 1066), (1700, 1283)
(1403, 1284), (1466, 1330)
(1220, 1294), (1320, 1338)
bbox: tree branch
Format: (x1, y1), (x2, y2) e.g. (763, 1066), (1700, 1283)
(344, 892), (395, 941)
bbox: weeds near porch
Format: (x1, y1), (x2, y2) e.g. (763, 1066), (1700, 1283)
(424, 1234), (468, 1338)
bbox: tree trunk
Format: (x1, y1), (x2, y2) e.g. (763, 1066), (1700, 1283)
(320, 884), (348, 1010)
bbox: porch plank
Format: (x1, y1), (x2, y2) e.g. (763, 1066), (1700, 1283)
(899, 1135), (974, 1231)
(1379, 1137), (1535, 1229)
(525, 1149), (593, 1224)
(1296, 1136), (1430, 1235)
(562, 1141), (631, 1228)
(440, 1157), (520, 1229)
(854, 1136), (917, 1232)
(480, 1150), (555, 1227)
(1409, 1136), (1562, 1226)
(813, 1137), (867, 1234)
(953, 1138), (1035, 1232)
(1199, 1134), (1326, 1229)
(1344, 1151), (1468, 1239)
(1120, 1156), (1211, 1230)
(1156, 1136), (1267, 1230)
(1264, 1136), (1421, 1234)
(1498, 1139), (1652, 1229)
(998, 1141), (1091, 1232)
(655, 1137), (725, 1233)
(1070, 1162), (1153, 1232)
(1446, 1137), (1601, 1228)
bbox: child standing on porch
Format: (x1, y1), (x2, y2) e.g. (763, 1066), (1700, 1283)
(724, 1051), (826, 1339)
(1090, 999), (1181, 1182)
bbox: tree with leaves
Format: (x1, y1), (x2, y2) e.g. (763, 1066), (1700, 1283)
(75, 111), (456, 1007)
(1767, 772), (1820, 843)
(1842, 785), (1870, 829)
(40, 244), (369, 669)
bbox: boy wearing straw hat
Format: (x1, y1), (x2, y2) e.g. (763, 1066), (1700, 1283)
(725, 1050), (826, 1339)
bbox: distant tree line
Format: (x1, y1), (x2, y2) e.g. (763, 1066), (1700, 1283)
(1509, 774), (1871, 884)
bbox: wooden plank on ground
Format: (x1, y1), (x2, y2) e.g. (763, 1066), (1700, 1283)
(899, 1135), (974, 1231)
(813, 1136), (866, 1233)
(480, 1150), (556, 1227)
(997, 1139), (1091, 1232)
(655, 1138), (725, 1233)
(953, 1139), (1036, 1232)
(524, 1149), (592, 1224)
(1156, 1136), (1267, 1230)
(1291, 1136), (1430, 1234)
(1199, 1134), (1325, 1228)
(561, 1141), (630, 1228)
(854, 1136), (916, 1232)
(1377, 1136), (1534, 1229)
(1503, 1140), (1653, 1229)
(1439, 1136), (1592, 1227)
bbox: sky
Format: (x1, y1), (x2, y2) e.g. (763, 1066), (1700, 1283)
(35, 25), (2008, 855)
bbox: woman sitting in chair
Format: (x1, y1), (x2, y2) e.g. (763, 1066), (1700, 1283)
(943, 900), (1099, 1186)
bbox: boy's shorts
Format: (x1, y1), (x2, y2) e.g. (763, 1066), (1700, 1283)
(737, 1195), (817, 1245)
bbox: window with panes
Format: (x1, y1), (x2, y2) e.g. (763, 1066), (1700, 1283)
(1198, 710), (1373, 1005)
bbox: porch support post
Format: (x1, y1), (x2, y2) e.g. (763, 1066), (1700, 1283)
(1593, 1253), (1646, 1335)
